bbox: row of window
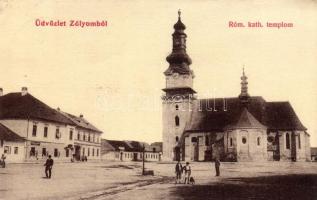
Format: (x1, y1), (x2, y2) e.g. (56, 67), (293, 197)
(116, 152), (159, 159)
(77, 131), (99, 143)
(183, 136), (262, 147)
(285, 133), (301, 149)
(32, 124), (73, 140)
(144, 153), (159, 159)
(3, 146), (19, 154)
(29, 147), (100, 158)
(82, 147), (100, 157)
(32, 124), (100, 143)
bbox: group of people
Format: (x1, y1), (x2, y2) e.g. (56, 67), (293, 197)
(175, 161), (192, 184)
(175, 158), (221, 184)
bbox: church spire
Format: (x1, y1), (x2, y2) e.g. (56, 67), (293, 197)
(239, 67), (250, 104)
(164, 10), (192, 76)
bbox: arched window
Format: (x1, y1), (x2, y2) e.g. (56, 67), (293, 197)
(175, 116), (180, 126)
(175, 105), (179, 110)
(298, 134), (301, 149)
(242, 137), (247, 144)
(286, 133), (290, 149)
(257, 137), (261, 146)
(176, 136), (179, 142)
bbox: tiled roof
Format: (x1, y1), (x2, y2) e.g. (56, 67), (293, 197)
(185, 96), (306, 132)
(102, 140), (156, 152)
(61, 112), (102, 133)
(0, 123), (25, 141)
(0, 93), (75, 125)
(103, 140), (134, 152)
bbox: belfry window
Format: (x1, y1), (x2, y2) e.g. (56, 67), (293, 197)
(175, 105), (179, 110)
(175, 116), (180, 126)
(229, 138), (233, 147)
(176, 136), (179, 142)
(286, 133), (290, 149)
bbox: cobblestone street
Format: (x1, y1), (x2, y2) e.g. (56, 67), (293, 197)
(1, 161), (317, 200)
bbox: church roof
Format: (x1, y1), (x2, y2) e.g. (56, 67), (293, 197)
(0, 123), (25, 141)
(225, 107), (266, 129)
(0, 93), (75, 125)
(184, 96), (306, 132)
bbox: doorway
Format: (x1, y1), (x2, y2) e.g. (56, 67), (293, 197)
(174, 147), (180, 161)
(74, 145), (81, 161)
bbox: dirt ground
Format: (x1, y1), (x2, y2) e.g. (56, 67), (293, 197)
(0, 161), (316, 200)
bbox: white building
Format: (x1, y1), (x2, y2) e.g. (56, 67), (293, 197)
(0, 87), (103, 162)
(61, 112), (102, 161)
(101, 139), (162, 162)
(0, 123), (25, 163)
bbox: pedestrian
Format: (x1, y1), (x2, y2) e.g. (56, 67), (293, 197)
(1, 153), (6, 168)
(44, 155), (54, 178)
(175, 161), (183, 184)
(183, 162), (191, 184)
(215, 157), (220, 176)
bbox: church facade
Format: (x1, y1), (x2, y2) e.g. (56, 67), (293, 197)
(162, 12), (311, 162)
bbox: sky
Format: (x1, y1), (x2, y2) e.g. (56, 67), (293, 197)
(0, 0), (316, 145)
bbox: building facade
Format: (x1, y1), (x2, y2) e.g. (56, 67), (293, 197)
(162, 12), (311, 162)
(101, 139), (162, 162)
(61, 112), (102, 161)
(0, 123), (25, 162)
(0, 87), (103, 162)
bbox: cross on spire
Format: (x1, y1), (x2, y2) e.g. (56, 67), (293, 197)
(239, 66), (250, 105)
(178, 9), (181, 19)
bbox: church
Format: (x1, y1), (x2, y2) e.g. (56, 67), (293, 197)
(162, 11), (311, 162)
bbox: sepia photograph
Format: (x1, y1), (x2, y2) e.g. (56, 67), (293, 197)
(0, 0), (317, 199)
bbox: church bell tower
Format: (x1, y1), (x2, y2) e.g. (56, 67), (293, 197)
(162, 10), (196, 161)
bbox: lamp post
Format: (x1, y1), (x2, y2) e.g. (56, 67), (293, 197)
(142, 144), (145, 175)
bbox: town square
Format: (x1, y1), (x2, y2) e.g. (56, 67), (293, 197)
(1, 0), (317, 199)
(1, 161), (317, 200)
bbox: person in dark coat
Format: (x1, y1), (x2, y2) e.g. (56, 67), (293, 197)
(44, 155), (54, 178)
(215, 157), (220, 176)
(175, 161), (183, 184)
(1, 153), (6, 168)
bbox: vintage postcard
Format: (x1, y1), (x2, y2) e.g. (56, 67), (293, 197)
(0, 0), (316, 199)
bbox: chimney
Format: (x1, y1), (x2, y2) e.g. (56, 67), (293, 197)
(0, 88), (3, 96)
(79, 114), (84, 118)
(21, 87), (28, 96)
